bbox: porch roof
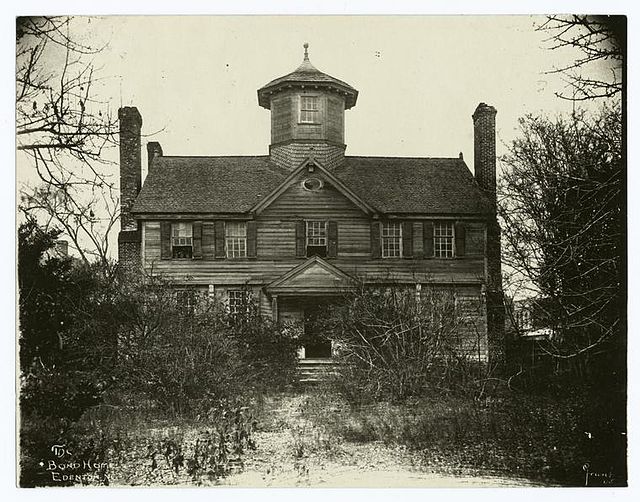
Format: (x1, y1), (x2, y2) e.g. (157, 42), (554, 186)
(265, 256), (356, 296)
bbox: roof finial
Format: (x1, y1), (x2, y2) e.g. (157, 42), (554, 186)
(303, 42), (309, 60)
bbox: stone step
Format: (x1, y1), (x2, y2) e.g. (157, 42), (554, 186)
(298, 358), (338, 382)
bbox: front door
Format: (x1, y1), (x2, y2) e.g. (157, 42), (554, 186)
(302, 300), (332, 359)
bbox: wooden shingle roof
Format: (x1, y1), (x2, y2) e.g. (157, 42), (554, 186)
(257, 48), (358, 109)
(132, 156), (287, 214)
(334, 157), (494, 215)
(132, 155), (493, 216)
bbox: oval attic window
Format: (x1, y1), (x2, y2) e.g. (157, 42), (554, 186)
(302, 178), (324, 192)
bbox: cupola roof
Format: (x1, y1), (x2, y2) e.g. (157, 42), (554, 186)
(257, 43), (358, 110)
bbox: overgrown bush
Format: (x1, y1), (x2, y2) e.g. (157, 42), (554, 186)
(229, 306), (300, 392)
(327, 285), (487, 402)
(115, 277), (299, 415)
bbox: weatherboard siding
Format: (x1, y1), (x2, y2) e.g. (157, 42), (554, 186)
(142, 214), (486, 284)
(141, 255), (484, 286)
(262, 179), (365, 220)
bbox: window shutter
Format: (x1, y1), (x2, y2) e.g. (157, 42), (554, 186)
(371, 221), (381, 258)
(202, 222), (215, 260)
(247, 221), (257, 258)
(192, 221), (203, 259)
(160, 221), (172, 259)
(327, 220), (338, 258)
(423, 221), (434, 258)
(455, 222), (466, 257)
(295, 220), (306, 258)
(402, 221), (413, 258)
(214, 220), (226, 258)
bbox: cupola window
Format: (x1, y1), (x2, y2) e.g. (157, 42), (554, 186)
(300, 96), (319, 123)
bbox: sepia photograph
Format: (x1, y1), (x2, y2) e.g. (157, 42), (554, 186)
(12, 9), (627, 492)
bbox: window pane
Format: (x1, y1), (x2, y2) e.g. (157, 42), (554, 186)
(300, 96), (319, 123)
(226, 222), (247, 237)
(228, 290), (249, 315)
(171, 223), (193, 257)
(434, 222), (454, 258)
(306, 221), (327, 246)
(225, 222), (247, 258)
(172, 222), (192, 237)
(381, 222), (402, 258)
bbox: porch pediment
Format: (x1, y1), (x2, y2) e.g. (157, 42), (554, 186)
(266, 256), (355, 295)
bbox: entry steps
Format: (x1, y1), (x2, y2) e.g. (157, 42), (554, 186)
(298, 358), (338, 383)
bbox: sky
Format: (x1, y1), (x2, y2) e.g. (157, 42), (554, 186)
(19, 15), (610, 183)
(15, 15), (617, 258)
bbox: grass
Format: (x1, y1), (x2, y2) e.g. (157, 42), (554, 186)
(294, 385), (627, 486)
(20, 386), (626, 487)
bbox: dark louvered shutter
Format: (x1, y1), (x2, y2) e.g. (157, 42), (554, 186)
(214, 220), (226, 258)
(455, 222), (466, 257)
(371, 221), (381, 258)
(202, 222), (215, 260)
(247, 221), (257, 258)
(295, 220), (306, 258)
(160, 221), (172, 259)
(192, 221), (203, 259)
(423, 221), (434, 258)
(402, 221), (413, 258)
(327, 221), (338, 258)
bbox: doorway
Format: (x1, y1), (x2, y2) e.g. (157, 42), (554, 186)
(302, 298), (333, 359)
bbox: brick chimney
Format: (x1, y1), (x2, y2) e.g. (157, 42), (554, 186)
(472, 102), (497, 209)
(472, 102), (504, 368)
(147, 141), (163, 171)
(118, 107), (142, 273)
(119, 107), (142, 231)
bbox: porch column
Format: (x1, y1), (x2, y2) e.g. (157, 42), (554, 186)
(271, 295), (279, 322)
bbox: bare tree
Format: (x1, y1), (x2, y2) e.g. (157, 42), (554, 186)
(537, 15), (625, 101)
(498, 105), (623, 371)
(16, 16), (119, 269)
(19, 184), (118, 269)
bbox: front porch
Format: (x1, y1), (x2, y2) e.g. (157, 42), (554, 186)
(264, 256), (354, 379)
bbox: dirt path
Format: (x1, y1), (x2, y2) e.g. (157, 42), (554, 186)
(219, 394), (544, 488)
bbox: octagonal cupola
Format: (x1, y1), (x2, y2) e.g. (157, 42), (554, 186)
(258, 43), (358, 170)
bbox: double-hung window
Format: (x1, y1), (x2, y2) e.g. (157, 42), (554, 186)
(306, 220), (327, 257)
(172, 222), (193, 259)
(300, 96), (319, 124)
(225, 222), (247, 258)
(381, 222), (402, 258)
(228, 290), (249, 316)
(434, 222), (454, 258)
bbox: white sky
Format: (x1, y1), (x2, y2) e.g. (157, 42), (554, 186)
(80, 15), (599, 176)
(16, 14), (614, 188)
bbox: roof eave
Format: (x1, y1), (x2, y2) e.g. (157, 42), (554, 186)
(257, 81), (358, 109)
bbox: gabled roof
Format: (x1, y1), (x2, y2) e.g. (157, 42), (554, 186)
(132, 155), (493, 216)
(132, 156), (288, 214)
(252, 157), (376, 216)
(335, 157), (493, 215)
(266, 256), (355, 295)
(257, 47), (358, 110)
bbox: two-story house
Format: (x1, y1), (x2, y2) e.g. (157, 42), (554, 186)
(118, 44), (505, 364)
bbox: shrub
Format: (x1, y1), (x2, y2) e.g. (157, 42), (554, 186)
(327, 284), (486, 402)
(115, 277), (299, 415)
(228, 307), (300, 392)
